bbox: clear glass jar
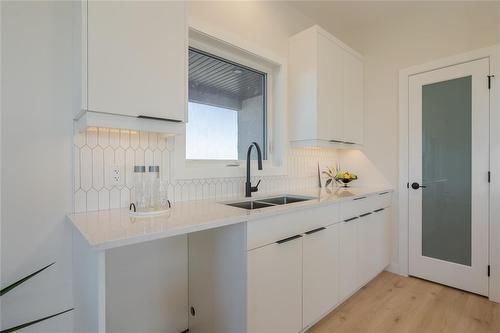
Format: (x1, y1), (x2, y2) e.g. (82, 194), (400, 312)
(158, 180), (170, 209)
(148, 166), (160, 209)
(132, 165), (147, 209)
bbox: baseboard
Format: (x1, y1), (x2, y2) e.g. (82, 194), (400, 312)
(385, 262), (403, 276)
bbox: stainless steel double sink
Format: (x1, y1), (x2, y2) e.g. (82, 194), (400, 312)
(223, 195), (315, 210)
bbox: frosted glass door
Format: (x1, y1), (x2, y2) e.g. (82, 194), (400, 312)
(409, 58), (489, 296)
(421, 76), (472, 266)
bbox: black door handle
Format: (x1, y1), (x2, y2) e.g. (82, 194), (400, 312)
(411, 182), (427, 190)
(305, 227), (326, 235)
(276, 234), (302, 244)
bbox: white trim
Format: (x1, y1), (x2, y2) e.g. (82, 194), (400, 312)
(398, 44), (500, 302)
(97, 252), (106, 333)
(188, 19), (285, 68)
(290, 139), (362, 150)
(173, 24), (288, 180)
(0, 3), (3, 328)
(489, 47), (500, 302)
(398, 67), (410, 277)
(189, 29), (277, 76)
(173, 134), (287, 180)
(81, 0), (87, 114)
(386, 263), (400, 275)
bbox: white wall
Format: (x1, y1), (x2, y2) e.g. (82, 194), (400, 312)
(1, 1), (75, 332)
(188, 1), (314, 60)
(336, 3), (500, 271)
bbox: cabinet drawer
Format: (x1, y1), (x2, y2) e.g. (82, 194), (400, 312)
(340, 196), (371, 220)
(370, 191), (392, 211)
(247, 204), (340, 250)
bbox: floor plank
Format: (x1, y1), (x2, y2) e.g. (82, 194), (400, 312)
(308, 272), (500, 333)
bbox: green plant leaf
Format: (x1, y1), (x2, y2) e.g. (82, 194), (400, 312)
(0, 308), (73, 333)
(0, 262), (55, 297)
(325, 179), (332, 187)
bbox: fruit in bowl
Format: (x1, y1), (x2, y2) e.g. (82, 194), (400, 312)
(334, 171), (358, 187)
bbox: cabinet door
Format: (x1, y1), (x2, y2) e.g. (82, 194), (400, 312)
(359, 212), (384, 285)
(381, 208), (391, 269)
(317, 32), (343, 142)
(87, 1), (186, 121)
(339, 218), (359, 300)
(357, 213), (374, 285)
(342, 51), (364, 144)
(248, 237), (303, 333)
(373, 208), (391, 272)
(303, 224), (340, 327)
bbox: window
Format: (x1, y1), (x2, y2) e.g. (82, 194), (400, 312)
(186, 102), (238, 160)
(187, 48), (267, 161)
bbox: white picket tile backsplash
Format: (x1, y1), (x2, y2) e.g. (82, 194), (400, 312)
(73, 128), (339, 212)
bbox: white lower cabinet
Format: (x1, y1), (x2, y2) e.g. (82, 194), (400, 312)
(339, 196), (393, 303)
(360, 208), (391, 284)
(188, 191), (392, 333)
(248, 237), (303, 333)
(339, 216), (359, 300)
(303, 224), (340, 328)
(357, 212), (378, 285)
(373, 208), (391, 273)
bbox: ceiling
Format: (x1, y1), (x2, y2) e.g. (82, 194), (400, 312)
(288, 1), (500, 37)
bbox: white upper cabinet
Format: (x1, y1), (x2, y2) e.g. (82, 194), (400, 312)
(317, 31), (344, 142)
(342, 52), (364, 144)
(289, 25), (364, 146)
(83, 1), (186, 122)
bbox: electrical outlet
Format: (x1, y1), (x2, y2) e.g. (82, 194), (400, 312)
(110, 165), (123, 186)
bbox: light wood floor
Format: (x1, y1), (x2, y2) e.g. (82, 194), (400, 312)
(308, 272), (500, 333)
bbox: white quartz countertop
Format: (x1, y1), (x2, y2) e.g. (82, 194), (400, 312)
(68, 186), (392, 250)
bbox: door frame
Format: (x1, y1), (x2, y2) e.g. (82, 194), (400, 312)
(398, 44), (500, 302)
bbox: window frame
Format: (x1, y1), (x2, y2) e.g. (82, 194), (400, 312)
(186, 47), (269, 162)
(172, 27), (287, 180)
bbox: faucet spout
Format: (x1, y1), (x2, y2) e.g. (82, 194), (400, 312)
(245, 142), (263, 197)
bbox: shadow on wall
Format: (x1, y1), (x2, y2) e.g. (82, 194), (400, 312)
(339, 149), (391, 188)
